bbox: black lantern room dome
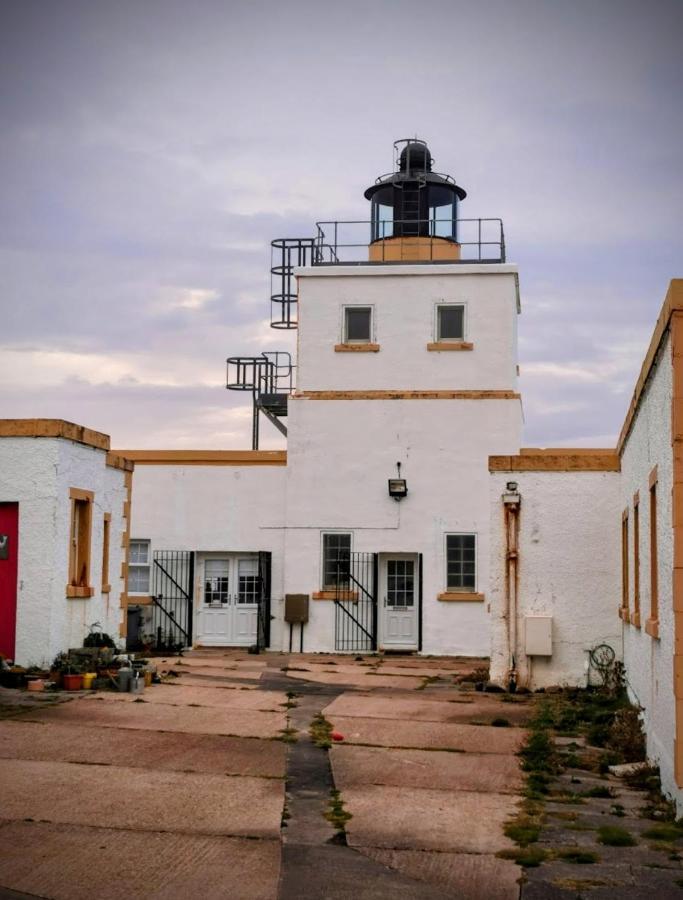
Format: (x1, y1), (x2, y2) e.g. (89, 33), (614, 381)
(364, 138), (466, 242)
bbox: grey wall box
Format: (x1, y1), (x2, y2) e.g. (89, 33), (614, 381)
(284, 594), (310, 624)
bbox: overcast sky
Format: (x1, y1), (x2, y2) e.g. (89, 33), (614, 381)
(1, 0), (682, 449)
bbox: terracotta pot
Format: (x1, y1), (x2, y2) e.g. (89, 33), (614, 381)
(63, 674), (83, 691)
(49, 670), (63, 688)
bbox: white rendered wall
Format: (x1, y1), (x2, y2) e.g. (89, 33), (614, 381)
(283, 395), (523, 655)
(0, 437), (127, 666)
(295, 265), (519, 392)
(130, 465), (287, 648)
(489, 470), (622, 688)
(619, 334), (678, 808)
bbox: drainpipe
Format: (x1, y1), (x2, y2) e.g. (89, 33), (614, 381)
(503, 483), (521, 691)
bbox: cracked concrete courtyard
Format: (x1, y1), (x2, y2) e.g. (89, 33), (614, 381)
(0, 650), (530, 899)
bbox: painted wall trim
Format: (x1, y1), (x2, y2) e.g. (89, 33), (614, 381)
(0, 418), (110, 451)
(618, 279), (683, 454)
(106, 451), (134, 472)
(113, 450), (287, 466)
(489, 450), (620, 472)
(334, 343), (381, 353)
(294, 390), (520, 401)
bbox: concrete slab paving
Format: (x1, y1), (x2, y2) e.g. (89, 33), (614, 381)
(160, 664), (265, 680)
(286, 671), (425, 689)
(326, 714), (526, 753)
(0, 758), (283, 837)
(86, 684), (286, 710)
(0, 820), (280, 900)
(170, 673), (260, 689)
(358, 847), (521, 900)
(331, 744), (523, 793)
(324, 693), (531, 725)
(22, 694), (286, 737)
(343, 784), (517, 853)
(0, 720), (286, 776)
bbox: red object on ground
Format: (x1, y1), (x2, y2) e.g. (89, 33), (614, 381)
(331, 732), (344, 742)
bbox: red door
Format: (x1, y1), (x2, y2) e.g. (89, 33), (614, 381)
(0, 503), (19, 661)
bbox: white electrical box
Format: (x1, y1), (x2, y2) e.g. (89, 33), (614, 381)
(525, 616), (553, 656)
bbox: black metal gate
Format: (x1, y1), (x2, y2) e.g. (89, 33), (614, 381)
(151, 550), (194, 651)
(256, 551), (272, 651)
(333, 552), (377, 652)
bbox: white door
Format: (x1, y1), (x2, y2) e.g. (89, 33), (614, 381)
(380, 554), (419, 650)
(232, 558), (260, 645)
(197, 556), (259, 646)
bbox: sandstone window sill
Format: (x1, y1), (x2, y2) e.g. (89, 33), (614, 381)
(438, 591), (485, 602)
(66, 585), (94, 599)
(334, 343), (380, 353)
(427, 342), (474, 352)
(312, 590), (359, 601)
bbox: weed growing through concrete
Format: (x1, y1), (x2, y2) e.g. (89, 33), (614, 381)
(324, 789), (352, 834)
(597, 825), (637, 847)
(309, 713), (333, 749)
(642, 824), (683, 842)
(278, 726), (299, 743)
(497, 846), (548, 868)
(491, 717), (511, 727)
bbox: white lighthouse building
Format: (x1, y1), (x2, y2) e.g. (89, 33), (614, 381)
(3, 138), (682, 811)
(124, 139), (526, 658)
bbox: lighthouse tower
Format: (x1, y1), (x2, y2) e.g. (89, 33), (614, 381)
(270, 138), (522, 655)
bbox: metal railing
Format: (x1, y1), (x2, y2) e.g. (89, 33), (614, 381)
(226, 351), (294, 449)
(314, 217), (505, 264)
(269, 218), (505, 330)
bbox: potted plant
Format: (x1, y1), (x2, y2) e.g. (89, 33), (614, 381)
(49, 652), (68, 688)
(62, 662), (83, 691)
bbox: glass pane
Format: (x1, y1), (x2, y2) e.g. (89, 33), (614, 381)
(446, 535), (476, 589)
(438, 306), (464, 340)
(323, 533), (352, 587)
(238, 558), (259, 604)
(204, 560), (229, 604)
(129, 565), (150, 593)
(345, 308), (372, 342)
(129, 540), (149, 565)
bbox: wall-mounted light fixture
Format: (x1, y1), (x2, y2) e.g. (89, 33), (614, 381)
(503, 480), (521, 505)
(388, 461), (408, 501)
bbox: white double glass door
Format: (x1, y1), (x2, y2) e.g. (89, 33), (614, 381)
(379, 554), (419, 650)
(197, 556), (259, 646)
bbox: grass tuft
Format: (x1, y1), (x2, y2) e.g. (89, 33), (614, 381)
(597, 825), (637, 847)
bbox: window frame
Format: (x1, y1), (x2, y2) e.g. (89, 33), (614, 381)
(445, 532), (477, 592)
(321, 531), (353, 590)
(621, 509), (629, 620)
(435, 302), (466, 343)
(102, 512), (111, 594)
(67, 487), (94, 598)
(648, 467), (659, 633)
(342, 305), (374, 344)
(128, 538), (151, 595)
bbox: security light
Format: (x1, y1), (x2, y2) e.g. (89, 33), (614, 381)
(388, 462), (408, 501)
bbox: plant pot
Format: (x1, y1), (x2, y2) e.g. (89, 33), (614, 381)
(82, 672), (97, 690)
(49, 670), (63, 688)
(63, 674), (83, 691)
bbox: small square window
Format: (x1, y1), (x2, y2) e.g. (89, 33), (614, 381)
(437, 304), (464, 341)
(344, 307), (372, 343)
